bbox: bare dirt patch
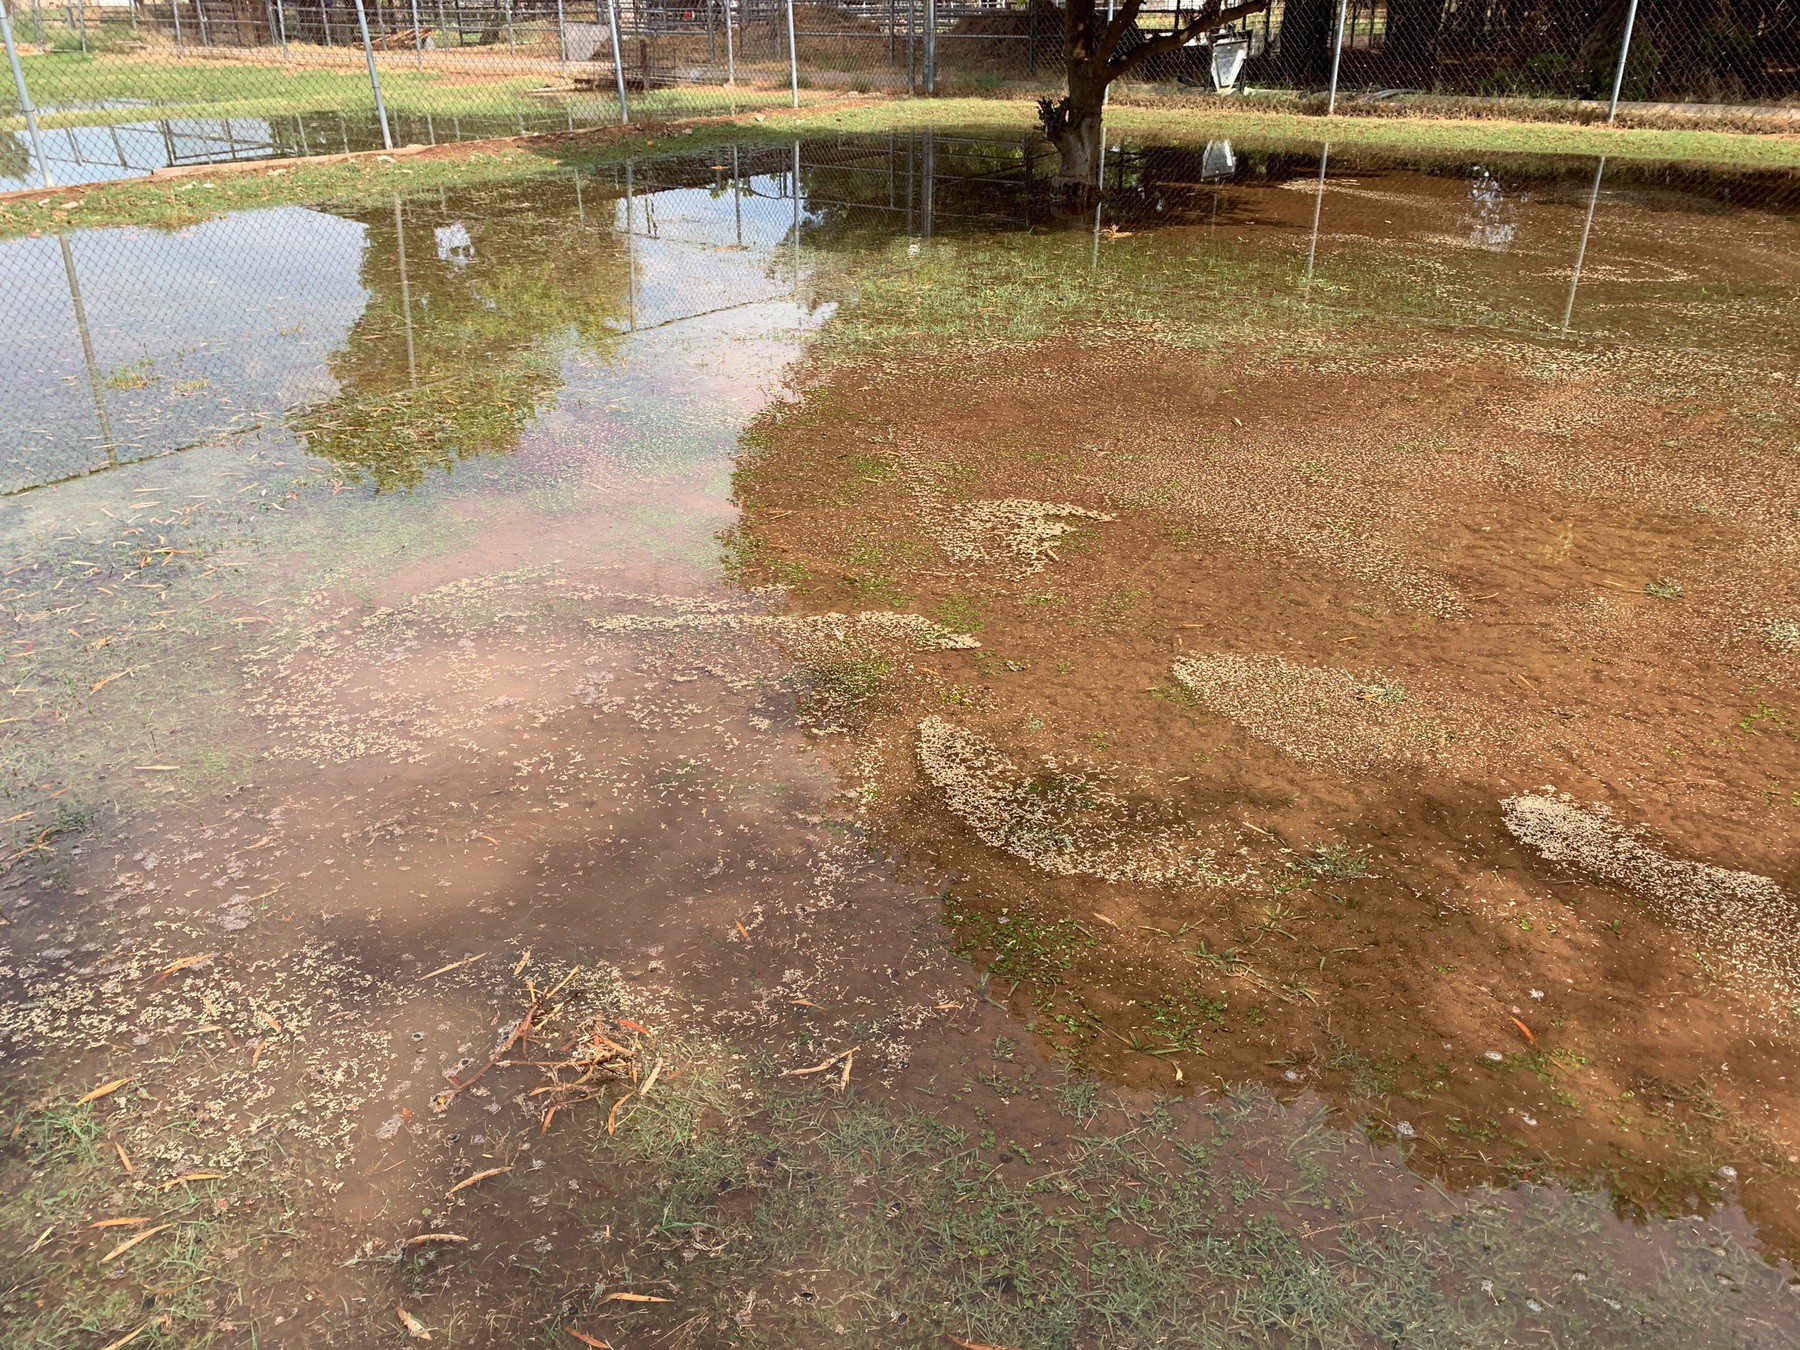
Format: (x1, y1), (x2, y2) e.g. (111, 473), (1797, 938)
(730, 326), (1800, 1248)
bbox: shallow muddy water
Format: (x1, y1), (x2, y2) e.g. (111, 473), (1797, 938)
(2, 132), (1799, 1345)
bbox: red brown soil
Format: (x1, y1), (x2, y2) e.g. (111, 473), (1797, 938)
(733, 331), (1800, 1247)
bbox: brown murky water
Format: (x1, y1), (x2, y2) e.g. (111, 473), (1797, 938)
(2, 134), (1799, 1345)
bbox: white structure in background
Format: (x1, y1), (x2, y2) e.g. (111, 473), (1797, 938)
(1209, 33), (1250, 91)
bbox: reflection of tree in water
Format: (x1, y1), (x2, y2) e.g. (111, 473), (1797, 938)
(291, 179), (629, 492)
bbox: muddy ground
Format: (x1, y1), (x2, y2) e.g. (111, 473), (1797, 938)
(729, 311), (1800, 1253)
(3, 134), (1799, 1347)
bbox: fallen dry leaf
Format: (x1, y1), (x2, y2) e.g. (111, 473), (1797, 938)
(602, 1292), (670, 1303)
(101, 1223), (172, 1263)
(75, 1077), (132, 1105)
(402, 1232), (469, 1250)
(156, 1171), (222, 1190)
(446, 1166), (511, 1198)
(418, 953), (484, 981)
(396, 1306), (432, 1339)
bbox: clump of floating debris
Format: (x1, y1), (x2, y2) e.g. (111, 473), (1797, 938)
(916, 716), (1225, 887)
(1503, 790), (1796, 998)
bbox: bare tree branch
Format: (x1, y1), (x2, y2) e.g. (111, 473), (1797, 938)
(1093, 0), (1147, 65)
(1110, 0), (1270, 78)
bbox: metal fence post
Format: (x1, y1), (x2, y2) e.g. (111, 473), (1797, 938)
(170, 0), (183, 50)
(1, 0), (53, 188)
(353, 0), (395, 149)
(1606, 0), (1639, 122)
(554, 0), (566, 73)
(723, 0), (733, 85)
(1326, 0), (1348, 115)
(606, 0), (628, 123)
(410, 0), (424, 69)
(923, 0), (934, 93)
(785, 0), (797, 106)
(273, 0), (288, 60)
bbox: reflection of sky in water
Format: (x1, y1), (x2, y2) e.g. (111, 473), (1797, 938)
(1, 106), (621, 193)
(1, 207), (370, 488)
(0, 166), (814, 494)
(612, 173), (814, 330)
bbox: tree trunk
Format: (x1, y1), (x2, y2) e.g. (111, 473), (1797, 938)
(1276, 0), (1336, 85)
(1045, 65), (1107, 188)
(1383, 0), (1444, 72)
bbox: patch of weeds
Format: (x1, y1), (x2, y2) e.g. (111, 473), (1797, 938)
(1055, 1075), (1101, 1120)
(1089, 588), (1146, 633)
(1150, 681), (1202, 709)
(949, 899), (1098, 1002)
(799, 640), (892, 717)
(1141, 980), (1226, 1054)
(972, 651), (1027, 675)
(1738, 700), (1794, 737)
(102, 358), (156, 390)
(718, 523), (810, 590)
(1645, 578), (1684, 600)
(934, 593), (985, 634)
(1325, 1035), (1403, 1100)
(840, 540), (910, 608)
(1359, 679), (1409, 705)
(842, 449), (897, 486)
(1302, 843), (1370, 880)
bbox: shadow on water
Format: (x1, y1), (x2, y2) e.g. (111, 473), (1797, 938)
(0, 131), (1797, 1344)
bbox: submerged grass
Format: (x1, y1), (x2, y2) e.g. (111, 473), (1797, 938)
(471, 1043), (1798, 1347)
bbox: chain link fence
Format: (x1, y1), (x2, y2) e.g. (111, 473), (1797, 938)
(6, 0), (1795, 193)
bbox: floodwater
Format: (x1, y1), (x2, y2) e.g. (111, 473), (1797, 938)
(2, 103), (641, 193)
(2, 133), (1799, 1344)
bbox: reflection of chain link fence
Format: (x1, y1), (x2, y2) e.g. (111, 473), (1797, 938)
(6, 0), (1796, 196)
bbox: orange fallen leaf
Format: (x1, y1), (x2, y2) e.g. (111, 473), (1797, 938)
(446, 1166), (511, 1198)
(617, 1018), (652, 1037)
(602, 1292), (670, 1303)
(155, 1172), (221, 1190)
(606, 1091), (634, 1135)
(150, 953), (216, 984)
(75, 1077), (132, 1105)
(90, 1216), (154, 1229)
(566, 1331), (612, 1348)
(401, 1232), (469, 1250)
(947, 1337), (1023, 1350)
(114, 1142), (133, 1174)
(1510, 1016), (1538, 1047)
